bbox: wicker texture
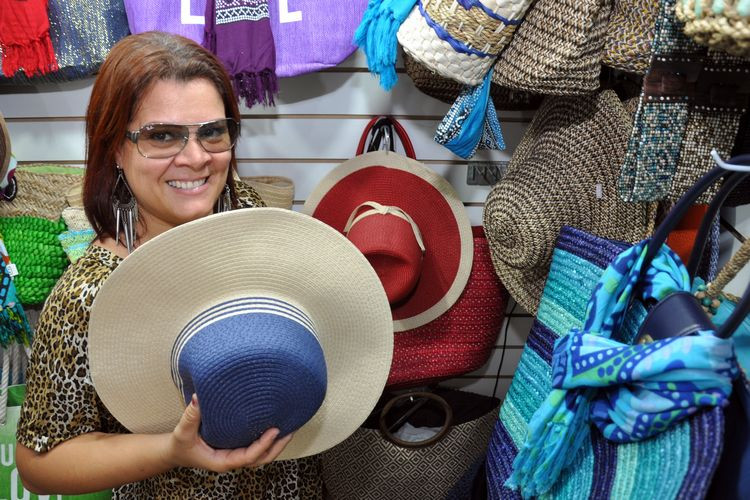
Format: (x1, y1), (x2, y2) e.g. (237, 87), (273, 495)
(403, 51), (542, 110)
(397, 0), (534, 86)
(492, 0), (612, 95)
(0, 113), (10, 182)
(0, 165), (84, 221)
(676, 0), (750, 57)
(602, 0), (661, 74)
(484, 90), (656, 314)
(322, 388), (500, 500)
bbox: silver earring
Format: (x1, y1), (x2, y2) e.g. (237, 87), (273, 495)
(216, 185), (232, 213)
(112, 166), (138, 254)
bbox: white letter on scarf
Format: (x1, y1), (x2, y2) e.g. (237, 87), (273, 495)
(182, 0), (205, 24)
(279, 0), (302, 23)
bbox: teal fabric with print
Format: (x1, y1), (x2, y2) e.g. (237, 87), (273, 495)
(505, 241), (740, 497)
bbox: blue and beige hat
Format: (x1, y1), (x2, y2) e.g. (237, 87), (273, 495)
(89, 208), (394, 459)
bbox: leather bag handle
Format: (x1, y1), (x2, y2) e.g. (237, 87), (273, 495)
(638, 158), (750, 338)
(355, 116), (417, 159)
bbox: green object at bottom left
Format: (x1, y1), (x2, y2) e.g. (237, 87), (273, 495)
(0, 385), (112, 500)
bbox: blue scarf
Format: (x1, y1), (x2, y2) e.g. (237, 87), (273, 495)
(506, 241), (739, 497)
(354, 0), (417, 90)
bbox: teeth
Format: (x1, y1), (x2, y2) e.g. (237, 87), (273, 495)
(167, 178), (207, 190)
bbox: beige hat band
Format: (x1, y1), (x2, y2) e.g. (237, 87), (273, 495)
(344, 201), (426, 252)
(423, 0), (520, 55)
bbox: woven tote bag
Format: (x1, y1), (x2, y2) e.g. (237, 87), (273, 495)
(487, 165), (750, 499)
(386, 226), (508, 389)
(676, 0), (750, 57)
(322, 387), (500, 500)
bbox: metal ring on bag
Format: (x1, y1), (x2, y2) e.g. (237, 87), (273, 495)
(378, 391), (453, 448)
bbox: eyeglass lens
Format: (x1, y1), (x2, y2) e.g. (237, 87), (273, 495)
(136, 119), (238, 158)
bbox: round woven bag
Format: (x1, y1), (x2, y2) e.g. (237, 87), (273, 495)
(676, 0), (750, 57)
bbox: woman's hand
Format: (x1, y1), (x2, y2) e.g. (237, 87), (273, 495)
(162, 394), (294, 473)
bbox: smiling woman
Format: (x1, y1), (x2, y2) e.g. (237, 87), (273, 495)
(13, 31), (323, 499)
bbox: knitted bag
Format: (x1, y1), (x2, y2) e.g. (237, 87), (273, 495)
(676, 0), (750, 57)
(487, 165), (750, 499)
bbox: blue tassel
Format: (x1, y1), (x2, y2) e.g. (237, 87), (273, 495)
(354, 0), (418, 91)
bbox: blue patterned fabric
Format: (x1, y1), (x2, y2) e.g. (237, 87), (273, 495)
(506, 241), (739, 497)
(434, 69), (505, 159)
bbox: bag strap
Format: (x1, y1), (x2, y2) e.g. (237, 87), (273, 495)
(355, 116), (417, 159)
(685, 170), (750, 278)
(639, 159), (750, 338)
(706, 237), (750, 300)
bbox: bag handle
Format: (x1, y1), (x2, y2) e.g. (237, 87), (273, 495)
(638, 159), (750, 338)
(356, 116), (417, 159)
(378, 391), (453, 448)
(685, 170), (750, 278)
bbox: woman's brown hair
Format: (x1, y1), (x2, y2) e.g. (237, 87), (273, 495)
(83, 31), (241, 241)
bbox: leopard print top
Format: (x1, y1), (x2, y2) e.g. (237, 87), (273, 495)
(17, 183), (323, 499)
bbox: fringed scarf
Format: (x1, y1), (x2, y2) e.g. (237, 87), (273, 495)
(0, 0), (59, 77)
(203, 0), (278, 108)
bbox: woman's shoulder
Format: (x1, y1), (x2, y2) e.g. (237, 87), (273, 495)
(235, 178), (268, 208)
(44, 244), (121, 313)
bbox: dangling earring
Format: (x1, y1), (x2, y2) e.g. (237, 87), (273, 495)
(216, 184), (232, 213)
(112, 165), (138, 254)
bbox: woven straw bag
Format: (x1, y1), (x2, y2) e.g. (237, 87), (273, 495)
(402, 52), (541, 110)
(323, 388), (500, 500)
(676, 0), (750, 57)
(0, 165), (84, 221)
(602, 0), (661, 74)
(492, 0), (612, 95)
(397, 0), (534, 86)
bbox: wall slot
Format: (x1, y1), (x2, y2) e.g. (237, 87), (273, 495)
(466, 161), (509, 186)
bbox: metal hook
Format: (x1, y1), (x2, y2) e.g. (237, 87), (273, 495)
(711, 149), (750, 172)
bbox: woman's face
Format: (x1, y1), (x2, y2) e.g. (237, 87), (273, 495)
(116, 78), (232, 241)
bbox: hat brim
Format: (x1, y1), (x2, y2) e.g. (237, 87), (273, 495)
(302, 151), (473, 332)
(89, 208), (394, 459)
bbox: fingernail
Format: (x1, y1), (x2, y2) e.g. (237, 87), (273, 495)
(270, 428), (280, 439)
(191, 393), (198, 407)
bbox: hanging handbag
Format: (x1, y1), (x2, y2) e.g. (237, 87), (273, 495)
(321, 387), (500, 500)
(486, 162), (750, 499)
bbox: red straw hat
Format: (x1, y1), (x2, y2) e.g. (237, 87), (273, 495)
(303, 117), (473, 332)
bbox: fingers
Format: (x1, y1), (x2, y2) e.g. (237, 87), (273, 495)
(255, 432), (294, 466)
(175, 394), (201, 437)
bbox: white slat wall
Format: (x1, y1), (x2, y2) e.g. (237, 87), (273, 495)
(2, 51), (748, 401)
(0, 51), (536, 401)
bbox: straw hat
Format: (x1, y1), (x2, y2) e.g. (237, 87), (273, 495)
(88, 208), (394, 458)
(239, 175), (295, 210)
(483, 90), (656, 314)
(602, 0), (660, 74)
(396, 0), (533, 86)
(492, 0), (612, 95)
(0, 112), (10, 184)
(302, 150), (473, 332)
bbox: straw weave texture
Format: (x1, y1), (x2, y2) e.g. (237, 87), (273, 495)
(676, 0), (750, 57)
(422, 0), (518, 55)
(240, 176), (294, 210)
(403, 52), (541, 110)
(602, 0), (660, 74)
(0, 165), (84, 221)
(492, 0), (612, 95)
(483, 90), (655, 313)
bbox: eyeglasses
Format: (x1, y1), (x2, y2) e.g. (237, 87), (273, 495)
(125, 118), (240, 159)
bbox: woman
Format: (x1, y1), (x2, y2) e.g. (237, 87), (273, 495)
(15, 32), (322, 498)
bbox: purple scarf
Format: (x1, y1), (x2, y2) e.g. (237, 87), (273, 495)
(203, 0), (278, 108)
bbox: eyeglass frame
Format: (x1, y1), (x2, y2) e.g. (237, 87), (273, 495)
(124, 118), (241, 159)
